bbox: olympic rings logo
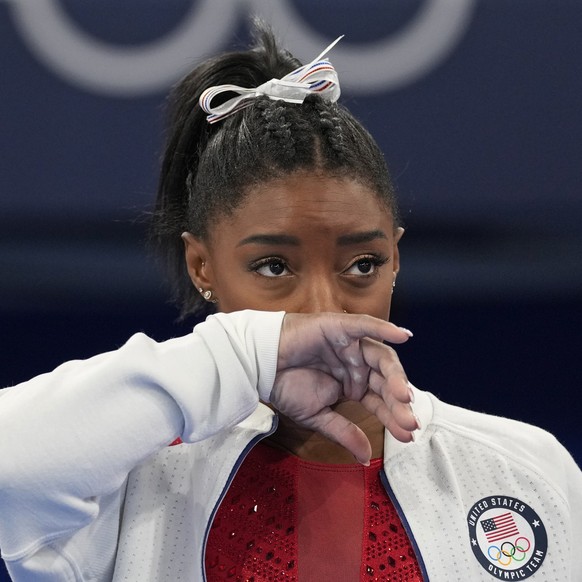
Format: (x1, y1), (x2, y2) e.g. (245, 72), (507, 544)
(487, 537), (531, 566)
(3, 0), (477, 97)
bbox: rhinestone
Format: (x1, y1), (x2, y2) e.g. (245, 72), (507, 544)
(207, 556), (218, 568)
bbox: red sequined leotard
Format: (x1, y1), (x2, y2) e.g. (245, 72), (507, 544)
(205, 442), (423, 581)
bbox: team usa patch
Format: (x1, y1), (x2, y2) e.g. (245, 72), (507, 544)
(467, 495), (547, 579)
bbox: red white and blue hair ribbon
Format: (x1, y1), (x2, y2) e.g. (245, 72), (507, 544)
(199, 36), (343, 124)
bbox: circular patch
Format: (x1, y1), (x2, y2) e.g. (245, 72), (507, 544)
(467, 495), (547, 579)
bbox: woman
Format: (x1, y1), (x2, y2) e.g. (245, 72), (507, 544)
(1, 25), (581, 581)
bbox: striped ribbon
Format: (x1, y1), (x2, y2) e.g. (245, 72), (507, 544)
(199, 36), (343, 124)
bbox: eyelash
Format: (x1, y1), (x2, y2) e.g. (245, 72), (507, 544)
(249, 257), (290, 278)
(345, 254), (389, 277)
(248, 254), (389, 278)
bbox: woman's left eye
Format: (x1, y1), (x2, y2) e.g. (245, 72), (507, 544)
(344, 256), (388, 276)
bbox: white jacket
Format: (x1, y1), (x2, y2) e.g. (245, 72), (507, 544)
(0, 310), (580, 581)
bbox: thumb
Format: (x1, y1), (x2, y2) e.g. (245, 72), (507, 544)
(300, 408), (372, 466)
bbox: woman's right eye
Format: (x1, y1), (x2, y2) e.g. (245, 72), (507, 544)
(251, 259), (290, 278)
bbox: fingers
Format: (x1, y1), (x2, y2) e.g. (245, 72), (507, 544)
(362, 339), (410, 403)
(362, 339), (418, 440)
(360, 391), (417, 442)
(271, 368), (373, 464)
(335, 314), (413, 346)
(278, 313), (412, 372)
(300, 407), (373, 465)
(270, 368), (342, 421)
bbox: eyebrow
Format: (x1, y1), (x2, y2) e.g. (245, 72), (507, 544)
(237, 234), (300, 247)
(336, 230), (388, 245)
(237, 230), (388, 247)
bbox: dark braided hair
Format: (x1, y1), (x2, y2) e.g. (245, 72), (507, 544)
(152, 23), (400, 317)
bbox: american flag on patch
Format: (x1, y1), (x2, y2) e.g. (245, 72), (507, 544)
(480, 512), (520, 543)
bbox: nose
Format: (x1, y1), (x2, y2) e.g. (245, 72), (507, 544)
(296, 275), (344, 314)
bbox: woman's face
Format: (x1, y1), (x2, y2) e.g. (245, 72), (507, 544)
(184, 172), (403, 319)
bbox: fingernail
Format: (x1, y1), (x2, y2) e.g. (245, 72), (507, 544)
(408, 385), (415, 403)
(359, 459), (371, 467)
(413, 413), (422, 431)
(399, 327), (414, 337)
(410, 431), (416, 443)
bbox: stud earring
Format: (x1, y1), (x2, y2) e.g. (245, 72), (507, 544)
(199, 288), (218, 303)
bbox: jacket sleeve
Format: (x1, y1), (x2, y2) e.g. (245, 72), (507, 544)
(0, 310), (284, 568)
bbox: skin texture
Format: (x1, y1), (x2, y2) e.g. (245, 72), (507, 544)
(183, 170), (409, 463)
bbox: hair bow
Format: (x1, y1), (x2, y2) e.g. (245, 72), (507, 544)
(199, 36), (343, 124)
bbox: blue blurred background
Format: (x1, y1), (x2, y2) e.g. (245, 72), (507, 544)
(1, 1), (581, 577)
